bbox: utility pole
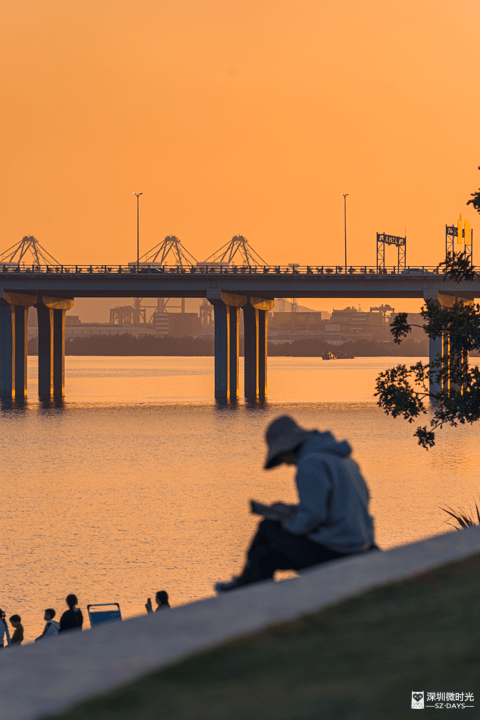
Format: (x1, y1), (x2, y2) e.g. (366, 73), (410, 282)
(132, 192), (143, 271)
(341, 193), (349, 273)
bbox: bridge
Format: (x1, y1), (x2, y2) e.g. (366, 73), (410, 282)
(1, 262), (479, 402)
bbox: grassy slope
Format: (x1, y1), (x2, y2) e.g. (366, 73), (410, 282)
(48, 553), (480, 720)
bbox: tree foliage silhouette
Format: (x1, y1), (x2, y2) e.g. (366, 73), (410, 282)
(375, 173), (480, 448)
(467, 166), (480, 213)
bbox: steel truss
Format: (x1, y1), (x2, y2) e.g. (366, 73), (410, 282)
(136, 236), (196, 319)
(203, 235), (268, 266)
(139, 235), (197, 266)
(0, 235), (59, 265)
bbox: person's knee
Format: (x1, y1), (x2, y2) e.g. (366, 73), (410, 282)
(247, 519), (281, 556)
(258, 518), (281, 532)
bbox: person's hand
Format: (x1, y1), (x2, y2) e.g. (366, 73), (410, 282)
(145, 599), (153, 614)
(270, 502), (293, 512)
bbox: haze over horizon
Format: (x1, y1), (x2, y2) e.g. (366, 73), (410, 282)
(3, 0), (480, 315)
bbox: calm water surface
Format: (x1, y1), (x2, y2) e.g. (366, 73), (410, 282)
(1, 356), (479, 642)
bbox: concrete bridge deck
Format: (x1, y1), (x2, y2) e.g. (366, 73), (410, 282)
(1, 264), (480, 299)
(1, 264), (478, 402)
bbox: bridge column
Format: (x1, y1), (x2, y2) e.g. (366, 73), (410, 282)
(229, 306), (240, 399)
(0, 301), (15, 399)
(53, 309), (66, 397)
(207, 291), (247, 400)
(258, 309), (268, 399)
(0, 291), (37, 399)
(243, 297), (274, 400)
(243, 304), (258, 399)
(14, 306), (28, 399)
(37, 304), (54, 397)
(36, 296), (74, 398)
(425, 290), (473, 396)
(213, 302), (230, 399)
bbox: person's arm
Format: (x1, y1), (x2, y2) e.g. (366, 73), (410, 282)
(250, 500), (293, 521)
(59, 611), (71, 632)
(35, 623), (48, 642)
(284, 457), (332, 535)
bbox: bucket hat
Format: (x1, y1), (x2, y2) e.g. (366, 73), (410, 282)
(264, 415), (312, 469)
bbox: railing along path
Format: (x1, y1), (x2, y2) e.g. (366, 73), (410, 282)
(0, 264), (442, 276)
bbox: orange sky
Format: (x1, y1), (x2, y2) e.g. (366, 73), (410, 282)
(2, 0), (480, 313)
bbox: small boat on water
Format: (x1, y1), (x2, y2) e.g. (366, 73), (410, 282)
(321, 351), (355, 360)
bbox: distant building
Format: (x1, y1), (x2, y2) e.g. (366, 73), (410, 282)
(269, 305), (398, 344)
(65, 323), (156, 338)
(324, 305), (395, 344)
(28, 306), (203, 340)
(270, 312), (330, 338)
(27, 302), (413, 346)
(152, 312), (201, 337)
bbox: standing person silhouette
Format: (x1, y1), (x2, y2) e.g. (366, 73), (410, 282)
(0, 609), (10, 648)
(215, 415), (378, 592)
(59, 594), (83, 633)
(145, 590), (170, 613)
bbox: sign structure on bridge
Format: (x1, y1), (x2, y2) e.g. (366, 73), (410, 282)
(446, 216), (473, 262)
(376, 233), (406, 273)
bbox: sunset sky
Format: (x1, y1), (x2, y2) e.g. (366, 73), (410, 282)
(2, 0), (480, 314)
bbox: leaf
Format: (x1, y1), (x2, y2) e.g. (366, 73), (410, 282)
(466, 167), (480, 214)
(389, 312), (411, 344)
(414, 426), (435, 449)
(373, 173), (480, 447)
(441, 503), (480, 530)
(438, 251), (476, 282)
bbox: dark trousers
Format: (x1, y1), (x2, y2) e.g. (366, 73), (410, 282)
(239, 519), (364, 585)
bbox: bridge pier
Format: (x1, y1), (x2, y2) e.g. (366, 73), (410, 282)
(35, 296), (74, 398)
(0, 291), (37, 399)
(212, 302), (230, 399)
(425, 290), (474, 396)
(244, 298), (274, 399)
(229, 305), (240, 399)
(14, 306), (28, 399)
(208, 292), (274, 401)
(208, 292), (247, 400)
(0, 301), (15, 398)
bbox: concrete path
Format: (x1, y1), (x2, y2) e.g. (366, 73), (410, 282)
(2, 525), (480, 720)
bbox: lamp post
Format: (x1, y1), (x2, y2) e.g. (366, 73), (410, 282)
(341, 192), (349, 273)
(132, 192), (143, 271)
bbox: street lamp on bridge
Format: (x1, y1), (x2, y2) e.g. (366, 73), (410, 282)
(132, 192), (143, 271)
(341, 192), (349, 274)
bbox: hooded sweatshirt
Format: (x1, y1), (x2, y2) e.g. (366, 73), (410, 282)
(284, 431), (375, 553)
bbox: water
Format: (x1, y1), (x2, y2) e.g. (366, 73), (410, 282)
(1, 356), (479, 642)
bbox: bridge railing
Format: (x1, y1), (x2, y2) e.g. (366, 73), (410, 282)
(0, 264), (442, 276)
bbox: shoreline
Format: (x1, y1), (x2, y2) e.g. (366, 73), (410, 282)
(27, 334), (431, 357)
